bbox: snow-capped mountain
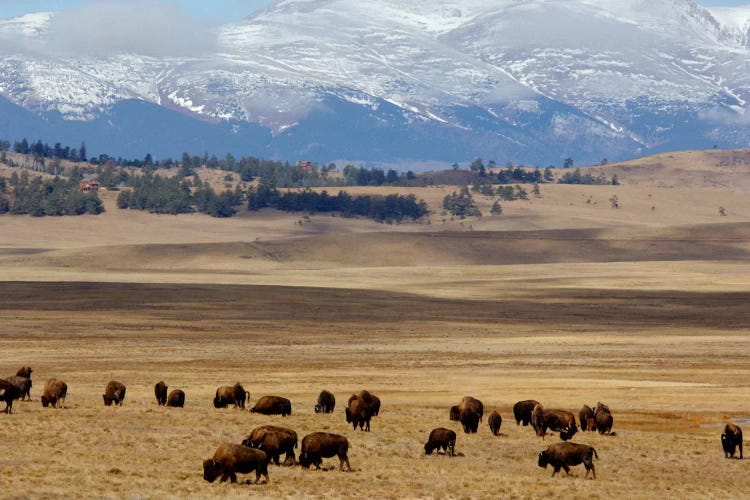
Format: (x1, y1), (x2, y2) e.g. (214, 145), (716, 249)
(0, 0), (749, 165)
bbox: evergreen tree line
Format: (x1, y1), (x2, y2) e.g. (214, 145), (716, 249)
(247, 183), (428, 222)
(443, 187), (481, 218)
(116, 173), (243, 218)
(558, 168), (618, 185)
(2, 138), (88, 163)
(0, 172), (103, 216)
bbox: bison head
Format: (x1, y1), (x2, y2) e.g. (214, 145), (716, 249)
(345, 407), (352, 423)
(538, 451), (549, 468)
(424, 441), (436, 455)
(449, 406), (460, 421)
(103, 394), (114, 406)
(560, 424), (578, 441)
(202, 459), (220, 483)
(721, 433), (735, 455)
(41, 396), (49, 408)
(314, 404), (322, 413)
(298, 452), (312, 468)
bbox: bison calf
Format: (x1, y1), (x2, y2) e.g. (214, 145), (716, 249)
(154, 381), (168, 406)
(488, 411), (502, 436)
(250, 396), (292, 416)
(203, 443), (269, 484)
(103, 381), (126, 406)
(538, 442), (599, 479)
(722, 423), (743, 459)
(167, 389), (185, 408)
(299, 432), (351, 471)
(315, 390), (335, 413)
(41, 378), (67, 409)
(424, 428), (456, 456)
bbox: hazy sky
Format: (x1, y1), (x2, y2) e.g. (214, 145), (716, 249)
(0, 1), (744, 22)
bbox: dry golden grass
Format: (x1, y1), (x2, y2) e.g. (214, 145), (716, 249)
(2, 151), (750, 497)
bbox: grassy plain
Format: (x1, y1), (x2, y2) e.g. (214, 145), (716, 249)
(1, 150), (750, 498)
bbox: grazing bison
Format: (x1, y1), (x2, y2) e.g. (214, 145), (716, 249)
(580, 405), (595, 432)
(345, 398), (373, 431)
(460, 407), (480, 434)
(203, 443), (269, 484)
(154, 381), (168, 406)
(167, 389), (185, 408)
(0, 379), (21, 413)
(425, 428), (456, 456)
(7, 376), (32, 402)
(722, 423), (743, 459)
(594, 402), (614, 435)
(532, 404), (578, 440)
(41, 378), (67, 409)
(450, 396), (484, 423)
(250, 396), (292, 416)
(242, 426), (298, 465)
(513, 399), (540, 426)
(315, 390), (335, 413)
(488, 411), (502, 436)
(214, 383), (248, 409)
(299, 432), (351, 471)
(538, 442), (599, 479)
(103, 381), (126, 406)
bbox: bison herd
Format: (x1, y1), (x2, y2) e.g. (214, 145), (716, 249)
(1, 366), (745, 486)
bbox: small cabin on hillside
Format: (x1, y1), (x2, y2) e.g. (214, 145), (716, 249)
(79, 176), (100, 192)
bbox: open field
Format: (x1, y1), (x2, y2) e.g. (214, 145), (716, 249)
(2, 149), (750, 497)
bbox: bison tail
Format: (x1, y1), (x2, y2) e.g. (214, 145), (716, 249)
(593, 448), (599, 460)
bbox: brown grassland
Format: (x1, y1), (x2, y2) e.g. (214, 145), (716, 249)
(1, 150), (750, 498)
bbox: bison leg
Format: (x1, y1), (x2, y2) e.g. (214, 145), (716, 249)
(366, 420), (370, 432)
(551, 465), (561, 477)
(339, 453), (351, 472)
(739, 442), (743, 460)
(562, 464), (571, 476)
(448, 441), (455, 457)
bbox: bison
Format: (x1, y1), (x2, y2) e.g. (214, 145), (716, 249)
(532, 404), (578, 440)
(41, 378), (67, 409)
(513, 399), (540, 426)
(154, 381), (168, 406)
(0, 379), (21, 413)
(213, 383), (248, 409)
(424, 428), (456, 456)
(203, 443), (269, 484)
(722, 423), (743, 459)
(103, 381), (126, 406)
(488, 410), (502, 436)
(16, 367), (32, 379)
(242, 425), (298, 465)
(167, 389), (185, 408)
(345, 398), (372, 432)
(348, 390), (380, 416)
(594, 402), (613, 435)
(250, 396), (292, 416)
(538, 442), (599, 479)
(7, 376), (32, 402)
(299, 432), (351, 471)
(449, 396), (484, 434)
(315, 390), (335, 413)
(579, 405), (595, 432)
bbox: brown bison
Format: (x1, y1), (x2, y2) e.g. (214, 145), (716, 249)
(41, 378), (67, 409)
(315, 390), (335, 413)
(532, 404), (578, 440)
(513, 399), (540, 426)
(348, 390), (380, 416)
(345, 397), (372, 431)
(299, 432), (351, 471)
(594, 402), (613, 435)
(16, 367), (32, 379)
(450, 396), (484, 434)
(424, 428), (456, 456)
(488, 410), (502, 436)
(579, 405), (595, 432)
(722, 423), (743, 459)
(250, 396), (292, 416)
(538, 442), (599, 479)
(213, 383), (248, 409)
(242, 426), (298, 465)
(103, 381), (126, 406)
(167, 389), (185, 408)
(7, 376), (32, 402)
(154, 381), (168, 406)
(203, 443), (269, 484)
(0, 379), (21, 413)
